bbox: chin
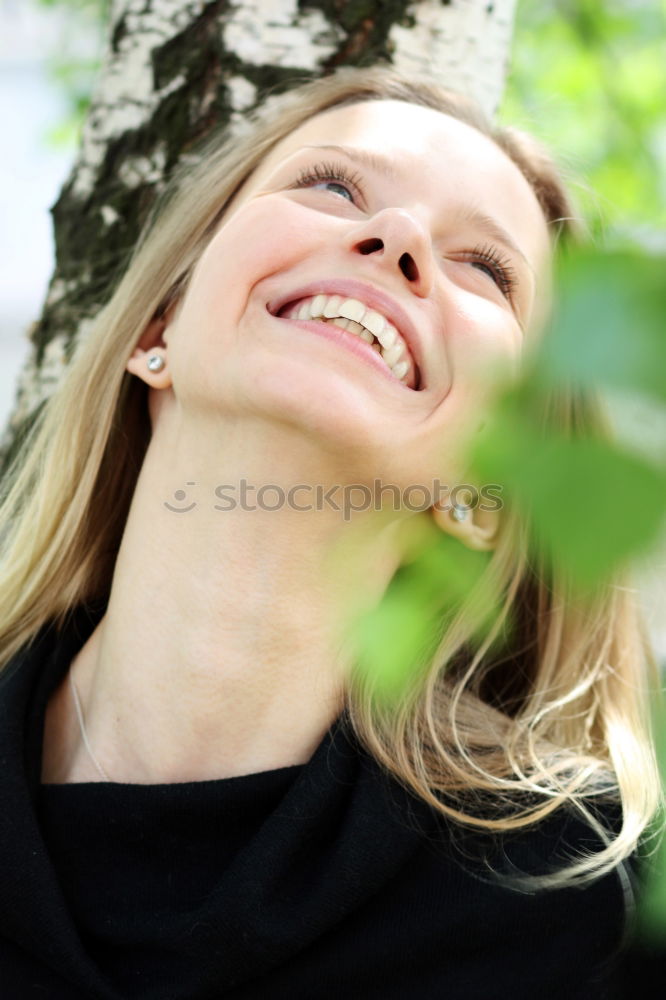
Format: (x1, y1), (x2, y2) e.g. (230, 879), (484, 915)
(244, 365), (391, 453)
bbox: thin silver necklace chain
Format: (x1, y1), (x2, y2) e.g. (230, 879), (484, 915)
(68, 669), (112, 782)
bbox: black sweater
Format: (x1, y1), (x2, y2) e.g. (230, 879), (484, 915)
(0, 605), (650, 999)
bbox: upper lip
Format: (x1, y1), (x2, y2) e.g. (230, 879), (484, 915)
(266, 278), (425, 389)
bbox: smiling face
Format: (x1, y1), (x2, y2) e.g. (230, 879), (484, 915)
(158, 99), (552, 490)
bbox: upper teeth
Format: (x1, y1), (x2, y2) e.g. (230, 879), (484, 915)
(286, 294), (412, 384)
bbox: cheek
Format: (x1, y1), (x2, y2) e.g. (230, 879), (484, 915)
(448, 296), (523, 380)
(161, 199), (334, 407)
(386, 307), (523, 487)
(164, 199), (314, 348)
(194, 197), (330, 315)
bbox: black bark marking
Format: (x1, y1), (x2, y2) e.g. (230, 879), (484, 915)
(299, 0), (416, 70)
(111, 14), (128, 53)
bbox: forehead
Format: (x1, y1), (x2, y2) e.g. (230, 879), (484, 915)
(245, 100), (551, 279)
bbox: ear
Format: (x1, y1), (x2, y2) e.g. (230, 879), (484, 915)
(126, 315), (172, 389)
(431, 496), (501, 551)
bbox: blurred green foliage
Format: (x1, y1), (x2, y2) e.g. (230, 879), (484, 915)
(473, 246), (666, 589)
(503, 0), (666, 240)
(352, 517), (498, 705)
(539, 249), (666, 402)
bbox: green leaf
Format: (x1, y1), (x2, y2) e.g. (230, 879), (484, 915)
(538, 249), (666, 403)
(352, 526), (495, 707)
(519, 437), (665, 587)
(473, 395), (666, 589)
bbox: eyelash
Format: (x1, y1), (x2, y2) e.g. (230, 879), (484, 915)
(293, 161), (363, 203)
(463, 244), (517, 299)
(292, 160), (518, 299)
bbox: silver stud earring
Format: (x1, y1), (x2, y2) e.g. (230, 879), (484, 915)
(147, 354), (165, 372)
(451, 505), (469, 523)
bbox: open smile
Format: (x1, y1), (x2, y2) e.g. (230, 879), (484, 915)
(268, 282), (423, 390)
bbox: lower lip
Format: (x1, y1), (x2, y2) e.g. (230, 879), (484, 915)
(274, 316), (410, 389)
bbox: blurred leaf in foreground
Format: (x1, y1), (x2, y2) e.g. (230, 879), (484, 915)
(472, 245), (666, 591)
(350, 518), (496, 708)
(473, 390), (665, 590)
(539, 249), (666, 403)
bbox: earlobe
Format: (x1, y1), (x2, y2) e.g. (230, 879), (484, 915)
(126, 317), (172, 388)
(431, 500), (501, 552)
(126, 348), (172, 388)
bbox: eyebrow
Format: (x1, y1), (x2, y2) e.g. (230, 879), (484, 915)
(453, 205), (530, 270)
(301, 143), (398, 181)
(300, 143), (531, 270)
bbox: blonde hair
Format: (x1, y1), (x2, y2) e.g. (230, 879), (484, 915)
(0, 67), (661, 891)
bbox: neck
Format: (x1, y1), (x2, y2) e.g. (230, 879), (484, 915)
(46, 416), (408, 784)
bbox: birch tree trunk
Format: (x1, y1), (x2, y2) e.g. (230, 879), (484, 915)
(1, 0), (517, 469)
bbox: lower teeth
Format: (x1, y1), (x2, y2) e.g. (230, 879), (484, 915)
(317, 316), (406, 381)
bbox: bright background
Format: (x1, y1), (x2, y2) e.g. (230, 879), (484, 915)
(0, 0), (103, 428)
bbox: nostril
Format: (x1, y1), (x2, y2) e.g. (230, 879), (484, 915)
(399, 253), (418, 282)
(356, 238), (384, 255)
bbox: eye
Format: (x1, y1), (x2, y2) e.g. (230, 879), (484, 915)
(317, 180), (354, 202)
(292, 160), (363, 206)
(462, 244), (517, 300)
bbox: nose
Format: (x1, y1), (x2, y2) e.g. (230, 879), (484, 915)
(346, 207), (435, 298)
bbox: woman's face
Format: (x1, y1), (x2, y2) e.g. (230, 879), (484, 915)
(160, 99), (551, 489)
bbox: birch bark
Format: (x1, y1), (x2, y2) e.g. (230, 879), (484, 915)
(1, 0), (517, 465)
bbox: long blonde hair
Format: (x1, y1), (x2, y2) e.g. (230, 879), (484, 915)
(0, 67), (661, 890)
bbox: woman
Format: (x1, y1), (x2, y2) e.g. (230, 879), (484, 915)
(0, 67), (660, 998)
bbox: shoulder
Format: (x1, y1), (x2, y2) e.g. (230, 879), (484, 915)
(367, 779), (635, 999)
